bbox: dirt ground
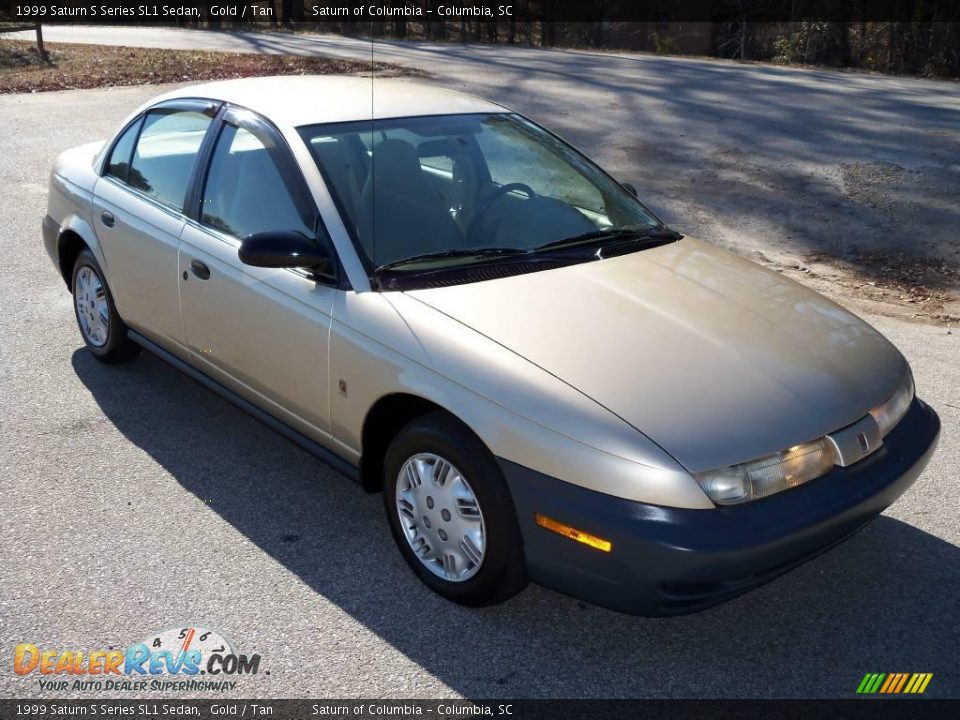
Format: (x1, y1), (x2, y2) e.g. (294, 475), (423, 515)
(0, 40), (416, 93)
(761, 159), (959, 326)
(627, 146), (960, 327)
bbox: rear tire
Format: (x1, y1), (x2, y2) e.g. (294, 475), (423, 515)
(383, 411), (528, 606)
(71, 248), (139, 364)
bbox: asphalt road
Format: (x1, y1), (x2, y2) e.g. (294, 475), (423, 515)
(1, 33), (959, 700)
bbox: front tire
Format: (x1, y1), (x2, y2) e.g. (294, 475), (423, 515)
(71, 248), (139, 363)
(383, 412), (528, 606)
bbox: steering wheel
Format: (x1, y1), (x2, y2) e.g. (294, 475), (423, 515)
(466, 183), (537, 244)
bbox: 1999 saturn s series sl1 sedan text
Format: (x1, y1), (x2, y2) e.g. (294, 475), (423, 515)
(44, 76), (939, 615)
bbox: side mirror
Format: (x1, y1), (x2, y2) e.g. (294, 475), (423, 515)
(238, 231), (332, 271)
(621, 182), (638, 198)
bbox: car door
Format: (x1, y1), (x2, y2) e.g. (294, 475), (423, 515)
(92, 100), (218, 352)
(178, 107), (337, 439)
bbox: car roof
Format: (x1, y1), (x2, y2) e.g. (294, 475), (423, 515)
(152, 75), (508, 127)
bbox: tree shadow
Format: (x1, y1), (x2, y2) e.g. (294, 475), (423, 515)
(72, 348), (960, 698)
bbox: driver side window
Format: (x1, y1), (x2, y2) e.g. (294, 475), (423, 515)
(201, 122), (315, 240)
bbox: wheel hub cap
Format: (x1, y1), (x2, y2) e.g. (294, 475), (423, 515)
(74, 266), (109, 347)
(395, 453), (486, 582)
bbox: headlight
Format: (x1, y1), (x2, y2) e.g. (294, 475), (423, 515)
(694, 438), (837, 505)
(870, 369), (915, 437)
(694, 368), (916, 506)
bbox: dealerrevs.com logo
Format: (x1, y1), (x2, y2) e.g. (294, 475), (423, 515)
(13, 626), (262, 692)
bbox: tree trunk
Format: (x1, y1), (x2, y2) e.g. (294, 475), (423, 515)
(35, 23), (47, 60)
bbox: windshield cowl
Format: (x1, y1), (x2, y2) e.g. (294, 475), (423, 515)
(371, 226), (683, 282)
(370, 233), (682, 291)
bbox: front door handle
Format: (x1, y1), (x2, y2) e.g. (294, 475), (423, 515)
(100, 211), (115, 228)
(189, 260), (210, 280)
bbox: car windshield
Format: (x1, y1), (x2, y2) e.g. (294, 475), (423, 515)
(298, 113), (663, 276)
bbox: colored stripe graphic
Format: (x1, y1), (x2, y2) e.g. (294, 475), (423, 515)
(859, 673), (883, 694)
(857, 673), (932, 694)
(879, 674), (896, 693)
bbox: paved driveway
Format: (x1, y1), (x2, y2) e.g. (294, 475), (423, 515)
(1, 34), (958, 699)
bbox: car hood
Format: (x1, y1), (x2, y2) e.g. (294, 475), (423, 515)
(406, 237), (907, 472)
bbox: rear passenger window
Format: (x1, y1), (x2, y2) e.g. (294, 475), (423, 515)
(128, 109), (213, 211)
(105, 118), (142, 182)
(201, 123), (314, 239)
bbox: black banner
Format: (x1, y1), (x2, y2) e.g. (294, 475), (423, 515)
(2, 699), (960, 720)
(1, 0), (958, 24)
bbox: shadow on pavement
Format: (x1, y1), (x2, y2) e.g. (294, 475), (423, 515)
(72, 348), (959, 698)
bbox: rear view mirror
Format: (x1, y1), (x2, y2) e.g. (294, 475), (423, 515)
(621, 182), (638, 198)
(238, 231), (332, 272)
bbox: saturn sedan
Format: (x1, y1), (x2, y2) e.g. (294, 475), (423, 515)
(43, 76), (939, 615)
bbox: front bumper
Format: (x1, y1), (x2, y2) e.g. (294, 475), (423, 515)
(500, 398), (940, 616)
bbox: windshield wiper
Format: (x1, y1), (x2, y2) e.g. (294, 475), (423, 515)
(532, 226), (683, 253)
(372, 226), (682, 276)
(374, 247), (526, 273)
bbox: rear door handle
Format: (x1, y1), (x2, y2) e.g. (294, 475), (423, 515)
(100, 211), (115, 228)
(189, 260), (210, 280)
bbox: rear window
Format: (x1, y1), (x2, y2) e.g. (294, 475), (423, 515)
(105, 118), (144, 183)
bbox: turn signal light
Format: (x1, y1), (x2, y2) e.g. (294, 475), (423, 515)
(534, 514), (612, 552)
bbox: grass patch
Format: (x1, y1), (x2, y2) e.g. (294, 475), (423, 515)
(0, 40), (420, 93)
